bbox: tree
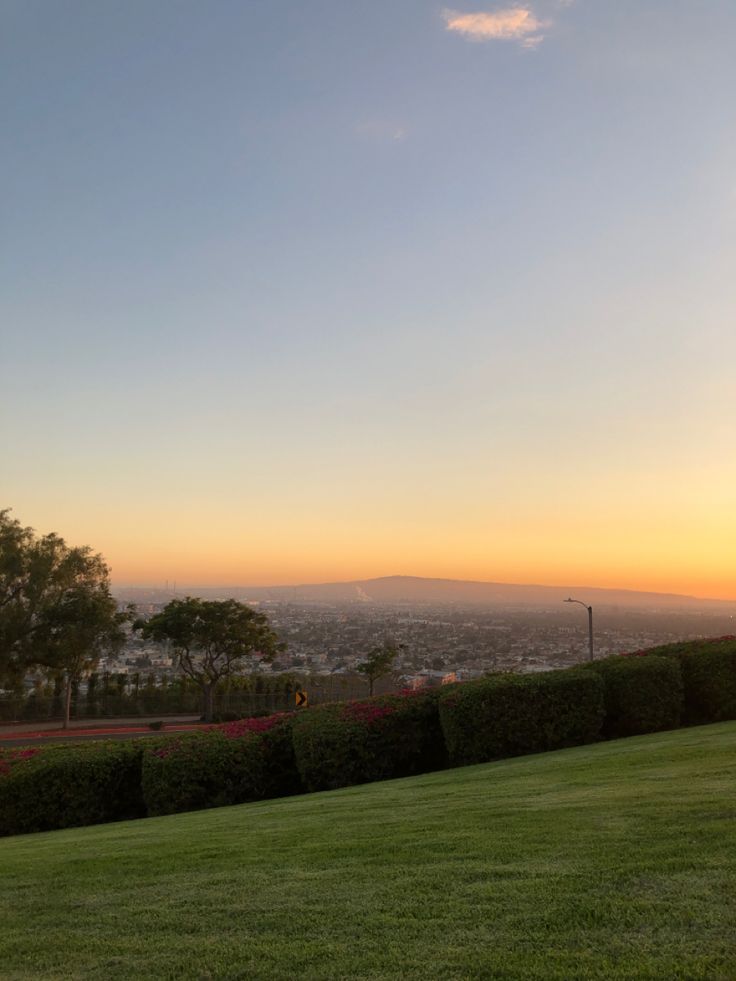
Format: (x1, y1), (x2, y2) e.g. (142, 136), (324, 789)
(0, 509), (131, 726)
(0, 510), (42, 687)
(139, 597), (283, 721)
(357, 641), (404, 696)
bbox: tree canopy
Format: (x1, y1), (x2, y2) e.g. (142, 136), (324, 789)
(357, 641), (403, 695)
(139, 597), (284, 721)
(0, 509), (129, 725)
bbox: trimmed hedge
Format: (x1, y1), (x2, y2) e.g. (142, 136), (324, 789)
(2, 638), (733, 837)
(0, 741), (145, 837)
(291, 689), (447, 793)
(438, 669), (605, 767)
(626, 637), (736, 726)
(141, 714), (301, 817)
(587, 655), (683, 739)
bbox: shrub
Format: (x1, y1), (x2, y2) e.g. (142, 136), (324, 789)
(141, 713), (301, 816)
(623, 637), (736, 726)
(438, 669), (604, 767)
(588, 655), (683, 738)
(0, 741), (145, 837)
(291, 689), (447, 793)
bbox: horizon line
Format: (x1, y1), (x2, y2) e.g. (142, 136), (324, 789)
(110, 574), (736, 605)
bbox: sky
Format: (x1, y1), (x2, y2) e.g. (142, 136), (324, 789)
(2, 1), (735, 598)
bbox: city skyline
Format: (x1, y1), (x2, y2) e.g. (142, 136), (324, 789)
(2, 2), (735, 599)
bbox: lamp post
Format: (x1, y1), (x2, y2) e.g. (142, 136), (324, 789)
(564, 597), (593, 661)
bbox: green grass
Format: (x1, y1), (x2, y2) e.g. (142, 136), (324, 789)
(1, 724), (735, 980)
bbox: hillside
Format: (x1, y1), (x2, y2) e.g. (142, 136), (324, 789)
(1, 723), (735, 979)
(115, 574), (735, 609)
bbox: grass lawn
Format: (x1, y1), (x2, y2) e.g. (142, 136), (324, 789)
(1, 723), (735, 980)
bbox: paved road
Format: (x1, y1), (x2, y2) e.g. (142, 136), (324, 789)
(0, 715), (205, 748)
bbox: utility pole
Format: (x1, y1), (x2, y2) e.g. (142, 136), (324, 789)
(564, 597), (594, 661)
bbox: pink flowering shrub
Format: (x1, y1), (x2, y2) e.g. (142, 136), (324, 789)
(340, 701), (396, 725)
(291, 689), (447, 793)
(141, 713), (301, 817)
(0, 747), (40, 778)
(218, 712), (292, 738)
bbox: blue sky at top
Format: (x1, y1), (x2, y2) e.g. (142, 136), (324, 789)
(1, 1), (735, 591)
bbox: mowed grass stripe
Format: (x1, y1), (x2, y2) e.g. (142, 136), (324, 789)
(1, 723), (735, 980)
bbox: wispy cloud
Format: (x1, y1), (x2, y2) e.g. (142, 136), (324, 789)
(353, 120), (407, 144)
(443, 6), (548, 49)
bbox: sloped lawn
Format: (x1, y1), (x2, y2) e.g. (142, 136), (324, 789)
(1, 722), (734, 980)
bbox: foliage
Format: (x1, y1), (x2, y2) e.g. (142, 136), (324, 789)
(0, 510), (129, 725)
(141, 713), (300, 816)
(587, 654), (683, 738)
(0, 511), (36, 687)
(1, 725), (735, 979)
(139, 597), (283, 722)
(0, 741), (145, 837)
(291, 688), (447, 792)
(623, 636), (736, 726)
(438, 669), (604, 766)
(356, 641), (403, 695)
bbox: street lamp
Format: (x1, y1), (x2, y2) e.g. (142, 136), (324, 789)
(564, 597), (593, 661)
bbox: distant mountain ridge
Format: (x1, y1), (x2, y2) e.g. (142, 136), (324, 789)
(115, 575), (734, 609)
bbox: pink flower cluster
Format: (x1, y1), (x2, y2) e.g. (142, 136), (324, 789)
(0, 747), (40, 777)
(218, 713), (289, 739)
(340, 701), (396, 725)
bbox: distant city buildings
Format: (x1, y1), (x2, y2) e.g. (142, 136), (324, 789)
(112, 602), (736, 688)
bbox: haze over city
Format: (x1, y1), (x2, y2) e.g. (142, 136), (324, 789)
(3, 1), (735, 599)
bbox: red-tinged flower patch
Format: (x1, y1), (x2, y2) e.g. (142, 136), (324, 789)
(0, 746), (41, 778)
(141, 715), (301, 817)
(218, 712), (292, 739)
(340, 702), (396, 725)
(292, 689), (447, 793)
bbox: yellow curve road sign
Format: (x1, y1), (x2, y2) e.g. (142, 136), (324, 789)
(295, 690), (308, 708)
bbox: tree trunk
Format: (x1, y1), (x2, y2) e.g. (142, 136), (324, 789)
(63, 675), (73, 729)
(369, 676), (374, 696)
(203, 684), (214, 722)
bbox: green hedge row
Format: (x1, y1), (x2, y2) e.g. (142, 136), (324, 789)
(291, 689), (446, 792)
(0, 742), (145, 836)
(2, 640), (735, 837)
(141, 715), (300, 817)
(438, 669), (604, 766)
(628, 638), (736, 726)
(586, 655), (683, 739)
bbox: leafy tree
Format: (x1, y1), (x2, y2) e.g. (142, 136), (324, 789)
(0, 510), (130, 726)
(139, 597), (284, 721)
(0, 510), (45, 687)
(357, 641), (404, 696)
(28, 548), (130, 727)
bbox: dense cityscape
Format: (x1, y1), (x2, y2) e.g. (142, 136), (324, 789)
(117, 600), (736, 688)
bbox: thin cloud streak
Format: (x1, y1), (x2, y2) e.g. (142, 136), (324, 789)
(353, 120), (407, 143)
(443, 6), (548, 48)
